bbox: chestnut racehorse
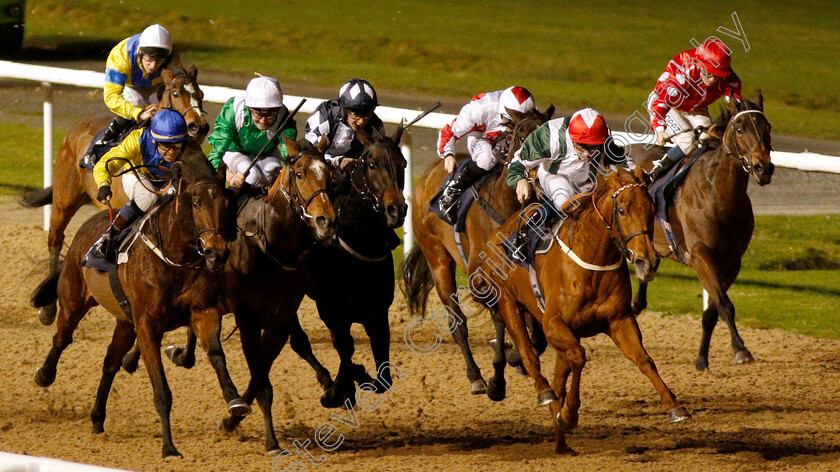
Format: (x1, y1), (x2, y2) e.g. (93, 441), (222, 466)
(30, 150), (239, 458)
(402, 105), (553, 398)
(478, 166), (689, 454)
(628, 91), (774, 370)
(21, 65), (209, 325)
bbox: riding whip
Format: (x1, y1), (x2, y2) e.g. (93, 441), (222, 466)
(242, 98), (307, 178)
(403, 102), (442, 129)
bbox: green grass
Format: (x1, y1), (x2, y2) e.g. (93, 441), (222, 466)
(0, 122), (66, 195)
(19, 0), (840, 140)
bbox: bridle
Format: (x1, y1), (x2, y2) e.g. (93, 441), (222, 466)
(591, 181), (649, 261)
(721, 108), (770, 174)
(266, 151), (330, 222)
(344, 140), (404, 215)
(158, 72), (206, 122)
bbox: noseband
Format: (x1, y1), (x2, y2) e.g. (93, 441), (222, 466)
(160, 74), (206, 122)
(267, 152), (330, 222)
(347, 143), (404, 215)
(592, 182), (649, 260)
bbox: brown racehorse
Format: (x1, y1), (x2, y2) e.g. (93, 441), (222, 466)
(477, 166), (689, 454)
(402, 105), (553, 398)
(30, 150), (239, 459)
(627, 91), (774, 370)
(21, 65), (209, 325)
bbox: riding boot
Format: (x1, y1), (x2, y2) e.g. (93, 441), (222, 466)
(644, 145), (687, 185)
(82, 116), (134, 169)
(92, 201), (144, 261)
(439, 160), (488, 218)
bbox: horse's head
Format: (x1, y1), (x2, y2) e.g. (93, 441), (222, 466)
(351, 124), (408, 228)
(597, 167), (658, 282)
(273, 135), (336, 241)
(719, 90), (774, 186)
(171, 151), (231, 271)
(504, 104), (555, 160)
(161, 66), (209, 143)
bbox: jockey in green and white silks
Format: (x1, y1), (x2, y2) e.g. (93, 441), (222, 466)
(207, 76), (297, 189)
(508, 108), (626, 212)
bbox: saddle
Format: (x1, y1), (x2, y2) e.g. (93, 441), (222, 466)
(429, 159), (493, 231)
(81, 122), (141, 170)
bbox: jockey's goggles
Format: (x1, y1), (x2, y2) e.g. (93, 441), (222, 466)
(249, 107), (280, 120)
(156, 141), (184, 152)
(346, 109), (373, 120)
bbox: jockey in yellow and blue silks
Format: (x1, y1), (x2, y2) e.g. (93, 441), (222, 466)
(86, 24), (183, 166)
(91, 109), (189, 260)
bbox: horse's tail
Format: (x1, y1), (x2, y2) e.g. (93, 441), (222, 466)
(401, 246), (434, 319)
(31, 261), (63, 308)
(18, 186), (54, 208)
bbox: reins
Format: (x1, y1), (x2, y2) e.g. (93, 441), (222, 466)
(721, 109), (768, 174)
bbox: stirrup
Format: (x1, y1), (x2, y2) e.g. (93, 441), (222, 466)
(92, 234), (112, 260)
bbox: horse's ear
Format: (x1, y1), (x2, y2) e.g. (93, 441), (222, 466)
(169, 161), (184, 191)
(545, 104), (555, 119)
(355, 124), (373, 147)
(754, 89), (763, 111)
(505, 107), (526, 124)
(633, 165), (646, 184)
(392, 121), (405, 145)
(216, 161), (227, 184)
(189, 64), (198, 80)
(162, 68), (173, 83)
(729, 95), (739, 113)
(317, 135), (329, 154)
(283, 135), (298, 156)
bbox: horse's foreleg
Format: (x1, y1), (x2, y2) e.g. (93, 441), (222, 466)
(632, 280), (649, 315)
(691, 243), (753, 370)
(191, 307), (248, 417)
(550, 350), (573, 455)
(543, 314), (586, 431)
(219, 313), (260, 433)
(321, 319), (358, 408)
(486, 306), (508, 401)
(429, 255), (484, 394)
(608, 315), (690, 423)
(362, 307), (393, 394)
(499, 293), (551, 402)
(39, 195), (86, 325)
(163, 329), (197, 368)
(252, 325), (291, 454)
(289, 316), (333, 390)
(91, 320), (136, 433)
(136, 320), (180, 458)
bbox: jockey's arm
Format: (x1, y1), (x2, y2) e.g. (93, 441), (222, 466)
(506, 122), (553, 189)
(206, 98), (238, 171)
(93, 129), (144, 188)
(104, 38), (144, 120)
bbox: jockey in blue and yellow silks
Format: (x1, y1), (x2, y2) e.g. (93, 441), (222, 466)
(85, 24), (183, 166)
(91, 109), (189, 261)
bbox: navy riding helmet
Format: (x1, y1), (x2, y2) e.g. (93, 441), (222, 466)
(150, 109), (188, 143)
(338, 78), (378, 114)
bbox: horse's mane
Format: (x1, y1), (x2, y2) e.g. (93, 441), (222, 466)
(560, 167), (640, 220)
(176, 145), (216, 182)
(166, 64), (190, 77)
(710, 97), (761, 140)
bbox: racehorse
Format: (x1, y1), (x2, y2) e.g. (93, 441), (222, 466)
(306, 123), (408, 408)
(478, 166), (689, 454)
(402, 105), (553, 398)
(21, 65), (209, 325)
(30, 150), (239, 458)
(174, 137), (338, 454)
(627, 90), (774, 370)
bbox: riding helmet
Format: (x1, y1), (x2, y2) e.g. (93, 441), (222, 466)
(338, 78), (378, 114)
(150, 109), (188, 143)
(498, 86), (535, 119)
(568, 108), (609, 146)
(696, 38), (732, 77)
(244, 76), (284, 109)
(138, 24), (172, 59)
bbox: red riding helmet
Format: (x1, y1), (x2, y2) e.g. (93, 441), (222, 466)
(568, 108), (609, 146)
(696, 38), (732, 77)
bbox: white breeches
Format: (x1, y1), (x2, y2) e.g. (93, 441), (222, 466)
(122, 172), (161, 212)
(123, 86), (162, 109)
(537, 165), (594, 212)
(223, 150), (283, 187)
(467, 136), (498, 171)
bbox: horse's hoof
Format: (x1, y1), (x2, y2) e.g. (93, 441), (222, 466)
(266, 448), (284, 457)
(122, 351), (139, 374)
(38, 304), (57, 326)
(537, 389), (557, 406)
(162, 447), (183, 460)
(516, 365), (528, 377)
(734, 349), (755, 365)
(34, 367), (55, 388)
(469, 379), (487, 395)
(217, 415), (241, 433)
(694, 357), (709, 371)
(486, 378), (506, 402)
(668, 406), (691, 423)
(554, 443), (578, 455)
(559, 408), (579, 430)
(227, 398), (251, 417)
(320, 389), (344, 409)
(631, 300), (646, 315)
(92, 422), (105, 434)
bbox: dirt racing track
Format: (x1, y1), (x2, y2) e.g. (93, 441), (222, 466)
(0, 199), (838, 472)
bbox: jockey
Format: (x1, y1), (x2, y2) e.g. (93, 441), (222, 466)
(86, 24), (182, 165)
(436, 86), (536, 217)
(508, 108), (626, 215)
(646, 38), (742, 183)
(207, 76), (297, 189)
(304, 78), (385, 171)
(91, 109), (189, 260)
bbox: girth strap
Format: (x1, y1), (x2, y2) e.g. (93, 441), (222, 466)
(108, 264), (133, 320)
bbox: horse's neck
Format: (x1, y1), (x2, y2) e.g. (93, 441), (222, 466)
(486, 165), (520, 218)
(260, 190), (306, 258)
(560, 200), (621, 266)
(337, 192), (388, 250)
(152, 201), (196, 258)
(694, 148), (750, 212)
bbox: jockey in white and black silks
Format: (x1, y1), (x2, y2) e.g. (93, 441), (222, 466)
(645, 38), (742, 183)
(304, 78), (385, 172)
(436, 86), (536, 217)
(91, 109), (189, 260)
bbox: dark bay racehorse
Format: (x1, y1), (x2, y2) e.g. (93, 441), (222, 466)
(21, 65), (209, 325)
(307, 124), (408, 408)
(30, 150), (238, 458)
(628, 91), (774, 370)
(479, 166), (689, 454)
(402, 106), (553, 397)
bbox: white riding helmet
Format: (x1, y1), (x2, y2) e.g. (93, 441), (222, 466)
(498, 86), (535, 119)
(138, 24), (172, 54)
(244, 76), (284, 109)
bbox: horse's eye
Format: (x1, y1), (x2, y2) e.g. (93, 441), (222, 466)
(368, 162), (376, 169)
(172, 91), (180, 98)
(736, 128), (743, 134)
(618, 207), (626, 215)
(296, 172), (303, 179)
(192, 199), (199, 208)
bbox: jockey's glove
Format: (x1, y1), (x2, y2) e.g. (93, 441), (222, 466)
(97, 185), (112, 204)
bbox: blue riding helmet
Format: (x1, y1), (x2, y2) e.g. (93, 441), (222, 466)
(338, 78), (378, 114)
(150, 109), (188, 143)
